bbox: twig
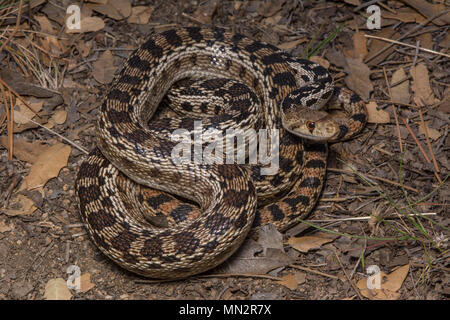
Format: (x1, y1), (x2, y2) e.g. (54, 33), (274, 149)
(328, 168), (419, 193)
(364, 9), (450, 64)
(0, 0), (23, 53)
(383, 67), (403, 153)
(401, 117), (431, 163)
(0, 76), (40, 118)
(417, 104), (441, 183)
(24, 115), (89, 154)
(289, 264), (340, 280)
(333, 249), (363, 300)
(365, 35), (450, 59)
(309, 212), (436, 223)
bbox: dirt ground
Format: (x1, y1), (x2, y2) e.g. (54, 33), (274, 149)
(0, 0), (449, 300)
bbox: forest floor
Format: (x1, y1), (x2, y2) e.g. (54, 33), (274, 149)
(0, 0), (449, 300)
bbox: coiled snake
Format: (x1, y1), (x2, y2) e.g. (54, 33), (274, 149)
(75, 28), (367, 279)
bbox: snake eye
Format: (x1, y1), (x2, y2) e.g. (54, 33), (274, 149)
(306, 121), (315, 133)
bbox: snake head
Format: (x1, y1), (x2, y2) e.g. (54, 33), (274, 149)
(280, 104), (339, 142)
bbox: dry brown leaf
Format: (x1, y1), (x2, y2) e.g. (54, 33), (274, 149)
(343, 0), (360, 5)
(0, 137), (49, 164)
(344, 57), (373, 100)
(92, 50), (117, 84)
(278, 37), (307, 50)
(35, 15), (56, 35)
(398, 0), (450, 26)
(367, 28), (401, 66)
(13, 100), (43, 125)
(76, 40), (92, 58)
(44, 278), (72, 300)
(417, 121), (441, 140)
(418, 33), (433, 50)
(3, 194), (36, 216)
(410, 63), (436, 105)
(88, 0), (131, 20)
(383, 7), (427, 24)
(390, 68), (410, 105)
(78, 273), (95, 293)
(276, 274), (298, 290)
(19, 143), (71, 192)
(258, 0), (286, 17)
(346, 32), (367, 60)
(439, 33), (450, 48)
(193, 0), (219, 24)
(288, 232), (336, 253)
(366, 101), (390, 124)
(66, 16), (105, 34)
(357, 264), (410, 300)
(52, 109), (67, 125)
(309, 56), (330, 69)
(127, 6), (153, 24)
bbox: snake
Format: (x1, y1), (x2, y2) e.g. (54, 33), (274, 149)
(75, 27), (367, 279)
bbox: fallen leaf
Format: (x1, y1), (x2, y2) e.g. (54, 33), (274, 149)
(127, 6), (153, 24)
(19, 142), (71, 192)
(357, 264), (410, 300)
(0, 137), (49, 164)
(398, 0), (450, 26)
(88, 0), (132, 20)
(366, 101), (390, 124)
(439, 33), (450, 48)
(3, 194), (36, 216)
(390, 68), (410, 105)
(288, 232), (337, 253)
(44, 278), (72, 300)
(344, 57), (373, 100)
(418, 33), (433, 50)
(309, 56), (330, 69)
(345, 32), (367, 59)
(78, 273), (95, 293)
(66, 16), (105, 34)
(51, 109), (67, 125)
(193, 0), (219, 24)
(92, 50), (117, 84)
(417, 121), (441, 140)
(383, 7), (427, 24)
(410, 63), (436, 105)
(366, 28), (401, 66)
(13, 100), (43, 125)
(258, 0), (286, 17)
(277, 37), (307, 50)
(276, 274), (298, 290)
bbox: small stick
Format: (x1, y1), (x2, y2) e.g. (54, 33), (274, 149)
(401, 117), (431, 163)
(364, 9), (450, 64)
(417, 105), (441, 183)
(365, 35), (450, 59)
(333, 249), (363, 300)
(8, 88), (13, 160)
(309, 212), (436, 223)
(383, 67), (403, 153)
(0, 76), (41, 118)
(0, 0), (23, 53)
(328, 168), (419, 193)
(289, 264), (340, 280)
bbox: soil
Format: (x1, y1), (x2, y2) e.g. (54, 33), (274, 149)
(0, 0), (448, 300)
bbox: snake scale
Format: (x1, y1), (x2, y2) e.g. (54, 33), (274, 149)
(75, 27), (367, 279)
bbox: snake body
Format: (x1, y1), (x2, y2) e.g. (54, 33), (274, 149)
(75, 28), (367, 279)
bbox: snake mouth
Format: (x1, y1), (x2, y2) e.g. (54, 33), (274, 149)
(283, 125), (331, 142)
